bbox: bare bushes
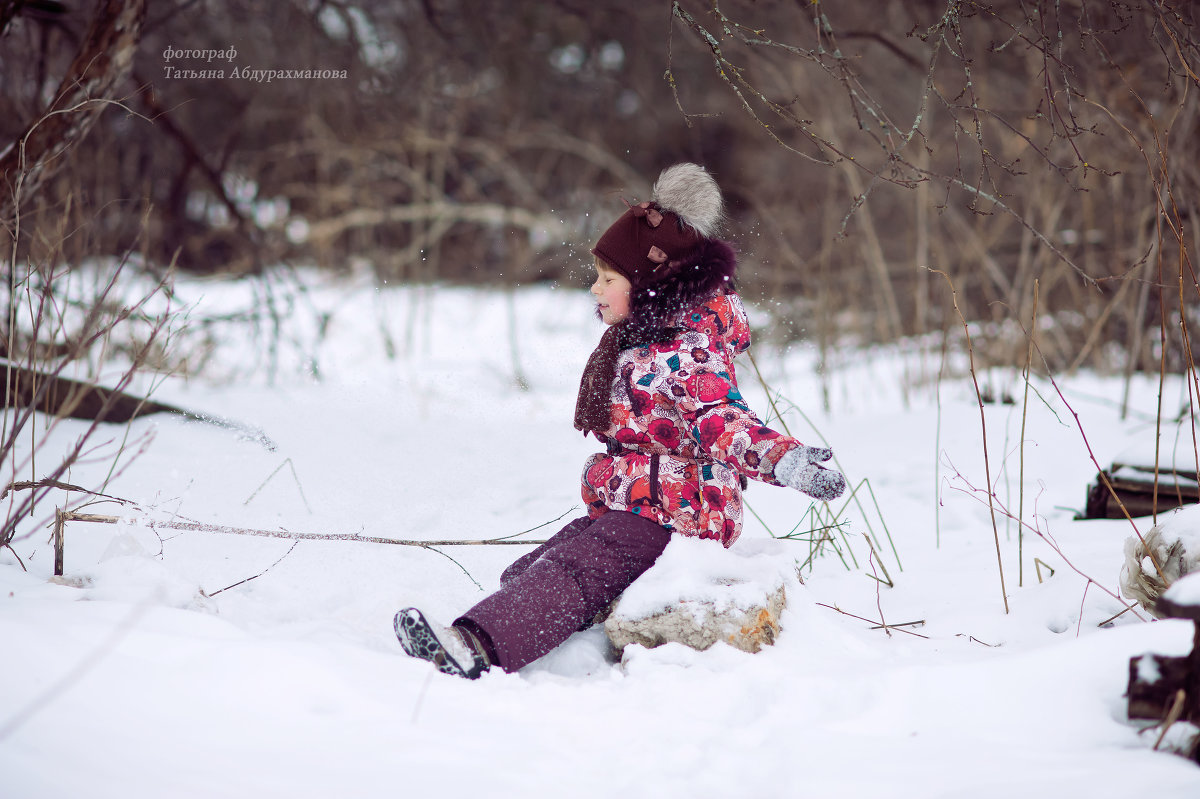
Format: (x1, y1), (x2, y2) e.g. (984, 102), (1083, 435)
(1, 249), (176, 552)
(669, 0), (1200, 378)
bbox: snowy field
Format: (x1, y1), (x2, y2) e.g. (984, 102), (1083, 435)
(3, 273), (1200, 797)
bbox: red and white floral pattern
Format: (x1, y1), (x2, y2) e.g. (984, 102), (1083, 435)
(581, 293), (803, 547)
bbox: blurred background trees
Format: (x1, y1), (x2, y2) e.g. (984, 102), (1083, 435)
(2, 0), (1198, 376)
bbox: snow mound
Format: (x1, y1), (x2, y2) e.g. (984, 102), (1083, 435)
(608, 535), (796, 619)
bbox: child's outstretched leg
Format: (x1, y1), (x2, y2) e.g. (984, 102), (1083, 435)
(455, 510), (670, 673)
(393, 608), (492, 679)
(496, 515), (594, 585)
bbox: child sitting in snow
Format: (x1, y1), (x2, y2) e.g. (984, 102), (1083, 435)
(395, 163), (845, 678)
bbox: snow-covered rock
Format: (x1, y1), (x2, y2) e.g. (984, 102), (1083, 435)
(604, 536), (796, 656)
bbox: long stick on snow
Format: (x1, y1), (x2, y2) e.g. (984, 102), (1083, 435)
(52, 509), (552, 576)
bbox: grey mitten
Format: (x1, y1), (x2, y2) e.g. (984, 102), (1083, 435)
(775, 445), (846, 501)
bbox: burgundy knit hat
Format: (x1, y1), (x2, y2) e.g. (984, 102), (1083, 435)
(591, 163), (726, 290)
(574, 164), (735, 435)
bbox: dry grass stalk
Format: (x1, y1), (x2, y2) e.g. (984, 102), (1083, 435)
(3, 219), (175, 551)
(1152, 690), (1189, 752)
(745, 349), (902, 577)
(945, 464), (1144, 625)
(1018, 279), (1039, 588)
(934, 270), (1009, 614)
(815, 602), (929, 640)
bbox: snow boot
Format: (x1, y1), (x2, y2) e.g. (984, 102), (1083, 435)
(394, 608), (491, 679)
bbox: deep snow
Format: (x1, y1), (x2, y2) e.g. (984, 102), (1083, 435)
(3, 275), (1200, 797)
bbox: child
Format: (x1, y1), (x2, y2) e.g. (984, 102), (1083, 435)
(395, 163), (845, 678)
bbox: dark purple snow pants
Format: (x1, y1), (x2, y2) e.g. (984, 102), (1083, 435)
(455, 511), (671, 672)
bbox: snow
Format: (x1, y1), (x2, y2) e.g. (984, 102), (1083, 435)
(1159, 504), (1200, 565)
(1115, 416), (1200, 473)
(3, 275), (1200, 797)
(611, 536), (792, 619)
(1136, 652), (1163, 684)
(1112, 464), (1199, 489)
(1162, 571), (1200, 608)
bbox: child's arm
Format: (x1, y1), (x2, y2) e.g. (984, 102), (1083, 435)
(675, 363), (845, 501)
(773, 445), (846, 500)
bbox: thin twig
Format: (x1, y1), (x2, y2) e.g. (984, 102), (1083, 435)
(1018, 279), (1039, 587)
(869, 620), (926, 631)
(203, 540), (300, 597)
(0, 478), (130, 504)
(423, 546), (484, 591)
(243, 458), (313, 514)
(933, 269), (1009, 613)
(816, 602), (930, 639)
(863, 532), (894, 589)
(1096, 604), (1136, 627)
(486, 506), (576, 541)
(747, 349), (792, 437)
(944, 465), (1146, 623)
(1075, 580), (1092, 638)
(3, 543), (26, 571)
(1027, 335), (1166, 582)
(867, 534), (890, 635)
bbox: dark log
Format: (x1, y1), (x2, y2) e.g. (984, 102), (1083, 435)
(3, 362), (181, 422)
(3, 361), (278, 449)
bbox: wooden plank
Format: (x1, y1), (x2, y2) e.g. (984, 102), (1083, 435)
(1083, 467), (1199, 519)
(1128, 654), (1191, 720)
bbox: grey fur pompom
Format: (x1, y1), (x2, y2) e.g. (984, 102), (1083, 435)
(651, 163), (725, 239)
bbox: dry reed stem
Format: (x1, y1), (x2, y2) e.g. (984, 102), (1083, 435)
(815, 602), (929, 640)
(1076, 579), (1092, 638)
(1018, 279), (1039, 587)
(840, 160), (903, 342)
(1025, 335), (1167, 583)
(944, 464), (1146, 624)
(745, 350), (903, 575)
(1152, 690), (1188, 752)
(865, 533), (892, 638)
(933, 269), (1009, 614)
(2, 248), (171, 549)
(746, 350), (791, 437)
(243, 458), (312, 514)
(935, 321), (950, 548)
(1096, 604), (1135, 627)
(0, 478), (127, 504)
(1034, 557), (1056, 583)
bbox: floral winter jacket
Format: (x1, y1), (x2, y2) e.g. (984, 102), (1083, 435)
(581, 292), (803, 547)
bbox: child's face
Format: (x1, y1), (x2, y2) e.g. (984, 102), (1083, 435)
(590, 261), (632, 325)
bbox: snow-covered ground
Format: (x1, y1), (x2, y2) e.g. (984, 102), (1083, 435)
(3, 274), (1200, 797)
